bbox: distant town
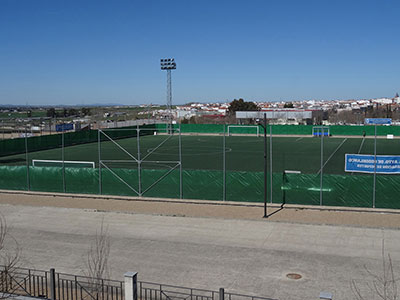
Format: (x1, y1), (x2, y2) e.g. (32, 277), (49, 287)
(1, 94), (400, 137)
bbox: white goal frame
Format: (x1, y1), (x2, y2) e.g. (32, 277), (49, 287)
(32, 159), (95, 168)
(312, 126), (330, 137)
(227, 125), (260, 137)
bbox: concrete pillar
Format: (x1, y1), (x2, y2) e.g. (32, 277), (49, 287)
(124, 272), (138, 300)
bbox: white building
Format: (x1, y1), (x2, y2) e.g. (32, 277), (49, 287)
(372, 98), (393, 105)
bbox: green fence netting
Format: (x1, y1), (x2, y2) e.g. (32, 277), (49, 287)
(153, 123), (400, 136)
(282, 173), (400, 208)
(282, 173), (368, 207)
(1, 166), (399, 208)
(0, 126), (156, 158)
(2, 124), (400, 159)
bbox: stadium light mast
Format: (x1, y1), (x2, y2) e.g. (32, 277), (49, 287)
(160, 58), (176, 133)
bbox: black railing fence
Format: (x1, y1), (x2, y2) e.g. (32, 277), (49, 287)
(137, 282), (275, 300)
(55, 272), (123, 300)
(0, 266), (275, 300)
(0, 267), (50, 298)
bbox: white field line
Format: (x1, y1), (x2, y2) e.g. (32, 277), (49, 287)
(351, 137), (366, 175)
(357, 137), (365, 154)
(295, 137), (304, 142)
(317, 138), (348, 175)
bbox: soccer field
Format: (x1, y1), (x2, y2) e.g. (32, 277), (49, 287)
(1, 134), (399, 175)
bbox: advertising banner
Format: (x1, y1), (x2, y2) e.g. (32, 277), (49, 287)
(345, 154), (400, 174)
(56, 123), (74, 132)
(364, 118), (392, 125)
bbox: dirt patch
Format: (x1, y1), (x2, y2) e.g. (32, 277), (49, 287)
(0, 190), (400, 229)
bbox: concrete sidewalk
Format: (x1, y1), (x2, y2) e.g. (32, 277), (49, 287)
(1, 199), (400, 300)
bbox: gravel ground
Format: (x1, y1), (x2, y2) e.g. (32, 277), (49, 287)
(1, 190), (399, 228)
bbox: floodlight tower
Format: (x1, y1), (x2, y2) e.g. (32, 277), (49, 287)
(160, 58), (176, 133)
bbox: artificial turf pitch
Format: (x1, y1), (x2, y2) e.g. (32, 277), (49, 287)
(1, 134), (399, 175)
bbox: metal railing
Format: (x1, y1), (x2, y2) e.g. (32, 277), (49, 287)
(0, 267), (123, 300)
(138, 281), (218, 300)
(137, 282), (275, 300)
(55, 272), (123, 300)
(0, 266), (50, 298)
(0, 266), (275, 300)
(224, 292), (276, 300)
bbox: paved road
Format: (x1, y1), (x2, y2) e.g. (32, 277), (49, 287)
(2, 203), (400, 300)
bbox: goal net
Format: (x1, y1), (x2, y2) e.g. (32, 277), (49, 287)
(312, 126), (330, 137)
(227, 125), (260, 137)
(32, 159), (95, 168)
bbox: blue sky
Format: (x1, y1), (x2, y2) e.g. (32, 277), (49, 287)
(0, 0), (399, 105)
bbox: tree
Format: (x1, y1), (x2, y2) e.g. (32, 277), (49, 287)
(84, 219), (111, 297)
(351, 240), (398, 300)
(81, 107), (91, 117)
(67, 108), (78, 117)
(228, 99), (259, 116)
(0, 214), (21, 300)
(46, 108), (56, 118)
(283, 102), (294, 108)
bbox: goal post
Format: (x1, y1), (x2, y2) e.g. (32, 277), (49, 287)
(32, 159), (95, 168)
(227, 125), (260, 137)
(312, 126), (330, 137)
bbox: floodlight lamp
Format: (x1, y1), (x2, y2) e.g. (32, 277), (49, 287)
(160, 57), (177, 70)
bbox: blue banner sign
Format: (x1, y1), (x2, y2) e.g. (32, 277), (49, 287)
(345, 154), (400, 174)
(56, 123), (74, 132)
(364, 118), (392, 125)
(313, 131), (329, 136)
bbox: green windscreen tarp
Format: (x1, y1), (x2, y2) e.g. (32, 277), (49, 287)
(0, 126), (156, 158)
(1, 165), (399, 209)
(153, 123), (400, 137)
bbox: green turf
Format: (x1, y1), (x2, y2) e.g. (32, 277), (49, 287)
(1, 134), (399, 175)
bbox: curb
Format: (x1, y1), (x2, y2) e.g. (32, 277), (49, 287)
(1, 189), (400, 215)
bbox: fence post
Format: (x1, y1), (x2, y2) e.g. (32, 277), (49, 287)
(25, 125), (30, 191)
(124, 272), (138, 300)
(62, 128), (66, 193)
(49, 268), (56, 300)
(137, 125), (142, 196)
(373, 124), (377, 208)
(179, 124), (183, 199)
(223, 125), (226, 201)
(269, 124), (273, 203)
(320, 127), (324, 206)
(219, 288), (224, 300)
(98, 130), (102, 195)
